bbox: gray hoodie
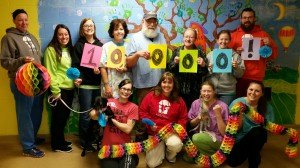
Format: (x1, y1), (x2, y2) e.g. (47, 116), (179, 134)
(0, 27), (42, 79)
(206, 50), (245, 94)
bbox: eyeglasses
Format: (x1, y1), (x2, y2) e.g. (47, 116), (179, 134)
(145, 19), (158, 25)
(184, 36), (195, 39)
(120, 87), (132, 93)
(241, 16), (254, 20)
(83, 24), (94, 28)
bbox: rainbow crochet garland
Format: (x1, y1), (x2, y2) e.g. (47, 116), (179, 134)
(98, 102), (298, 167)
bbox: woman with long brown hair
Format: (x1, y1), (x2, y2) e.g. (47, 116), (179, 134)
(72, 18), (103, 151)
(227, 81), (275, 167)
(139, 72), (188, 167)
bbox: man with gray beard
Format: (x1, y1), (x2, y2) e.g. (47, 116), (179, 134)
(126, 11), (166, 104)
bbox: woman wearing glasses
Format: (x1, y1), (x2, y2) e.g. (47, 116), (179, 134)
(72, 18), (103, 152)
(90, 79), (139, 168)
(167, 28), (208, 109)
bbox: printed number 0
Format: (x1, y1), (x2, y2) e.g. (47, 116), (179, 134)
(151, 49), (163, 66)
(182, 54), (193, 69)
(110, 49), (122, 64)
(216, 52), (228, 69)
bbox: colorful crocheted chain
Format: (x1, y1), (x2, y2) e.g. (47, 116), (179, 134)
(98, 102), (298, 167)
(244, 103), (298, 158)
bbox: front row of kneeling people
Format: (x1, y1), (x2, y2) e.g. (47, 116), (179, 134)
(88, 75), (273, 168)
(1, 8), (274, 168)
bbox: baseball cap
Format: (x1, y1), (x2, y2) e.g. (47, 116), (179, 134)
(143, 11), (157, 20)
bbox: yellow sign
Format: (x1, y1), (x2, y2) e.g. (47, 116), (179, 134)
(107, 46), (126, 68)
(148, 44), (167, 69)
(179, 50), (198, 73)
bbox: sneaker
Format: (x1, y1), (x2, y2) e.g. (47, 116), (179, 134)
(167, 158), (176, 163)
(63, 141), (72, 147)
(23, 148), (45, 158)
(166, 156), (176, 163)
(53, 146), (73, 153)
(35, 137), (45, 145)
(80, 144), (96, 152)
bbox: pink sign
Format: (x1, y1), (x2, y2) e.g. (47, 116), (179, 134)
(80, 43), (102, 69)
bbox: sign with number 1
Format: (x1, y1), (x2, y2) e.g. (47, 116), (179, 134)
(80, 43), (102, 69)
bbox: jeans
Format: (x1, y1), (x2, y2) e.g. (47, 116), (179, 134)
(78, 88), (100, 145)
(10, 81), (44, 150)
(218, 94), (235, 106)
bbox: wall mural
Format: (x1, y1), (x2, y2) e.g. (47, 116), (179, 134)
(38, 0), (299, 133)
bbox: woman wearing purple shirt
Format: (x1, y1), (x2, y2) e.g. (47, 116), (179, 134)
(184, 80), (228, 161)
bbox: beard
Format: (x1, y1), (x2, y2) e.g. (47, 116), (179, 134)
(241, 21), (255, 32)
(142, 26), (158, 38)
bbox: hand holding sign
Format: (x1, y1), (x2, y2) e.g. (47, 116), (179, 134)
(80, 43), (102, 69)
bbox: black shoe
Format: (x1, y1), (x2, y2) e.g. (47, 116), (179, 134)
(81, 144), (96, 152)
(53, 146), (73, 153)
(63, 141), (72, 147)
(35, 137), (45, 145)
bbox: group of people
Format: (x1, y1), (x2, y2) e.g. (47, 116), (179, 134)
(1, 7), (278, 168)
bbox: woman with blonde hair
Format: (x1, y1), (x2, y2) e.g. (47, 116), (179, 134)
(167, 28), (208, 109)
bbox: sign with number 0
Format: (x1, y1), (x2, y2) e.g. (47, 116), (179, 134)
(212, 49), (232, 73)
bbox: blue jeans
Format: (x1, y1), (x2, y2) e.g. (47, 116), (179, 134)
(78, 88), (100, 145)
(10, 81), (44, 150)
(218, 94), (235, 106)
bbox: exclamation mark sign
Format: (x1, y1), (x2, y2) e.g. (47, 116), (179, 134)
(248, 39), (254, 58)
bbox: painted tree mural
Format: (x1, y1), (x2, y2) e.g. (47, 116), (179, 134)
(38, 0), (299, 133)
(108, 0), (246, 51)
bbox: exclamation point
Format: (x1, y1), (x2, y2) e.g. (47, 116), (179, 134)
(248, 39), (253, 58)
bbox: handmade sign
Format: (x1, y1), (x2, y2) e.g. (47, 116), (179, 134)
(241, 37), (261, 60)
(80, 43), (102, 69)
(212, 49), (232, 73)
(179, 50), (198, 73)
(148, 44), (167, 69)
(107, 46), (126, 69)
(15, 62), (50, 96)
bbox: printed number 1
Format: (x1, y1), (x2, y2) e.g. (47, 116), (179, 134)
(82, 47), (97, 67)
